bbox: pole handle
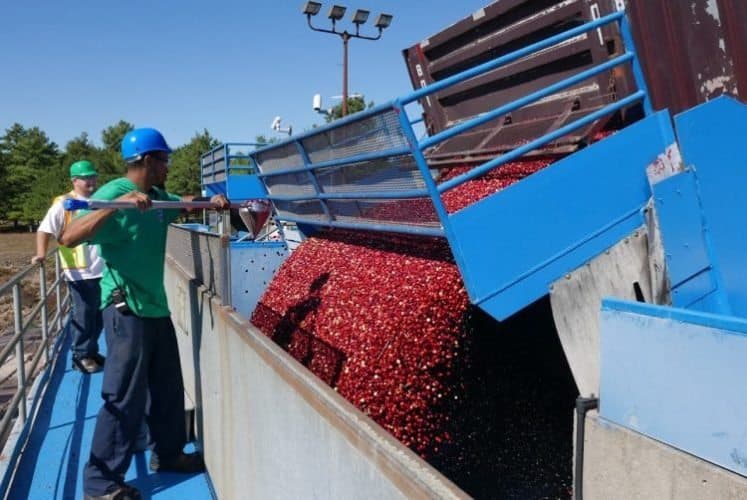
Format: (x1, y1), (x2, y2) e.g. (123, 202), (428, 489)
(62, 199), (89, 211)
(63, 199), (245, 211)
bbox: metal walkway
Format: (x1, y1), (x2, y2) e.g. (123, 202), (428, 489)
(5, 331), (213, 500)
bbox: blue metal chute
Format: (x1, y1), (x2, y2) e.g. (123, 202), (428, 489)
(595, 97), (747, 481)
(456, 110), (675, 320)
(672, 96), (747, 316)
(250, 12), (657, 321)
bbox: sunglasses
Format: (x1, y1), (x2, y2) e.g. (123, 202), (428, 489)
(148, 153), (172, 166)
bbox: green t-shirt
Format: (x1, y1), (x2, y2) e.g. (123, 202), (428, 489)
(84, 177), (181, 318)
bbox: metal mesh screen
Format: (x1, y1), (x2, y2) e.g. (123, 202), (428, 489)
(315, 154), (428, 194)
(166, 225), (227, 300)
(254, 107), (442, 231)
(327, 198), (441, 227)
(301, 108), (409, 164)
(273, 200), (328, 222)
(263, 171), (318, 196)
(254, 142), (303, 173)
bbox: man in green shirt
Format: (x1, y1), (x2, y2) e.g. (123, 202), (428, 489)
(60, 127), (229, 500)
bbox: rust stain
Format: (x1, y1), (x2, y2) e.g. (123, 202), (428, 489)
(628, 0), (745, 113)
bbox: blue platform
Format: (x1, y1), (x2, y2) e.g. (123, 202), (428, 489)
(5, 330), (213, 500)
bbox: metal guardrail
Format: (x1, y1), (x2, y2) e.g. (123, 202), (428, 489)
(0, 249), (69, 441)
(250, 12), (651, 237)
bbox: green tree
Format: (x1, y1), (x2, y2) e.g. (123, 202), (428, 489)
(21, 132), (99, 223)
(254, 135), (279, 146)
(21, 163), (68, 223)
(166, 129), (219, 195)
(324, 96), (374, 123)
(0, 123), (60, 224)
(0, 140), (6, 212)
(61, 132), (97, 169)
(97, 120), (134, 179)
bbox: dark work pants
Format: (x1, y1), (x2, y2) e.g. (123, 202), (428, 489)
(83, 305), (187, 496)
(68, 278), (103, 359)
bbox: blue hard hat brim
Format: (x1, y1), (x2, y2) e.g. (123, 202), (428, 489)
(121, 128), (172, 162)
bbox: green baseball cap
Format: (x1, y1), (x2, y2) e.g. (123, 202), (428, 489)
(69, 160), (98, 178)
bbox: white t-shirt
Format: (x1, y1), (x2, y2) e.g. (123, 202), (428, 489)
(38, 192), (104, 282)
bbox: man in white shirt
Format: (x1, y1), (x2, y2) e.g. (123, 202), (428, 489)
(32, 160), (106, 374)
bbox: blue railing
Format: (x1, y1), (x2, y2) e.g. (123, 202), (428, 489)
(202, 142), (270, 199)
(250, 11), (651, 238)
(201, 142), (264, 185)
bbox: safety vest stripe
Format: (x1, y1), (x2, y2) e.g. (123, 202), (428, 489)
(53, 191), (90, 270)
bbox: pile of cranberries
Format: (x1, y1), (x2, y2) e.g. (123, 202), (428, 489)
(250, 152), (597, 496)
(439, 159), (552, 213)
(251, 230), (472, 459)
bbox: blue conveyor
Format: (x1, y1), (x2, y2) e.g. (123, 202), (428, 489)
(247, 12), (659, 322)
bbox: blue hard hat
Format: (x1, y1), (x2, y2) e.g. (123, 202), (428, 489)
(121, 127), (172, 163)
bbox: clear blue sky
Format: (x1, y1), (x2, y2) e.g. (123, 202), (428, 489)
(0, 0), (490, 150)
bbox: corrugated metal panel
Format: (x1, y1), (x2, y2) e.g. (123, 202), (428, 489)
(628, 0), (746, 114)
(166, 225), (228, 301)
(402, 0), (634, 163)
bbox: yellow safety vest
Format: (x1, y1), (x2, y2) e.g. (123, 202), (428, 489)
(54, 191), (90, 270)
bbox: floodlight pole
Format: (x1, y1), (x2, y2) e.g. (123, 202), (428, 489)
(342, 31), (349, 116)
(305, 15), (383, 117)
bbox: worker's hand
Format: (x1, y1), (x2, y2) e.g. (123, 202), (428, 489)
(210, 194), (230, 210)
(31, 255), (45, 265)
(117, 191), (152, 211)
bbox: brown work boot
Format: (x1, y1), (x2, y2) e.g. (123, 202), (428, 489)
(149, 451), (205, 473)
(83, 484), (141, 500)
(72, 356), (104, 374)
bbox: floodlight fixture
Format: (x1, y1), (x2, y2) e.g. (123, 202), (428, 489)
(303, 4), (392, 117)
(374, 13), (393, 29)
(302, 1), (322, 16)
(352, 9), (370, 25)
(328, 4), (346, 21)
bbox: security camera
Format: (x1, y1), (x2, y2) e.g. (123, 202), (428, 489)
(312, 94), (331, 116)
(270, 116), (292, 136)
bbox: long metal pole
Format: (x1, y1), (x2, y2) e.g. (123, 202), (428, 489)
(342, 31), (349, 117)
(39, 264), (49, 365)
(12, 285), (27, 423)
(55, 253), (62, 333)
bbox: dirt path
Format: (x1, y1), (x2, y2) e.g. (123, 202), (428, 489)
(0, 232), (50, 335)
